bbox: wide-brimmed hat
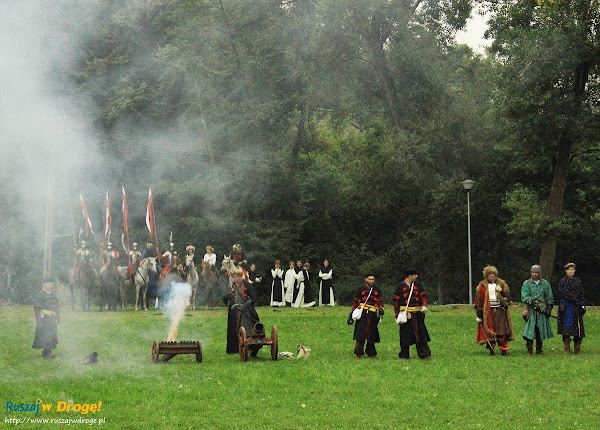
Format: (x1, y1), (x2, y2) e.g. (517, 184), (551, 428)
(186, 245), (195, 253)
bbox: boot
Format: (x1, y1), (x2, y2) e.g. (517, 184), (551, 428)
(574, 341), (581, 354)
(536, 341), (543, 355)
(563, 338), (571, 354)
(526, 340), (533, 355)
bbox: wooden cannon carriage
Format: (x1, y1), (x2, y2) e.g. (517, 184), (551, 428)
(238, 322), (278, 362)
(151, 340), (203, 363)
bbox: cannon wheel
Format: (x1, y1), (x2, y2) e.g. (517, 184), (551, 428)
(239, 327), (248, 362)
(195, 341), (203, 363)
(151, 341), (159, 364)
(271, 326), (279, 361)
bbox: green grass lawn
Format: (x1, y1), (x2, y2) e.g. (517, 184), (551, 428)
(1, 304), (598, 429)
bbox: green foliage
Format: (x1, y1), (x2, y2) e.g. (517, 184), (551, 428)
(503, 183), (547, 241)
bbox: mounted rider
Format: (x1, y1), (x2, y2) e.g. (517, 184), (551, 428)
(231, 244), (247, 267)
(100, 242), (119, 275)
(74, 241), (92, 278)
(184, 245), (198, 276)
(128, 242), (143, 280)
(162, 242), (177, 265)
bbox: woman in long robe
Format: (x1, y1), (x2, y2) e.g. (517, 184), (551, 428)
(292, 263), (315, 308)
(318, 259), (335, 306)
(270, 260), (285, 306)
(283, 261), (295, 305)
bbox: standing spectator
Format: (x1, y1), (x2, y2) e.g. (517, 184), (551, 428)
(284, 261), (296, 305)
(521, 264), (554, 354)
(557, 263), (586, 354)
(33, 281), (60, 359)
(270, 260), (285, 307)
(248, 264), (262, 285)
(474, 265), (513, 356)
(392, 268), (431, 360)
(248, 264), (264, 305)
(292, 262), (315, 308)
(347, 272), (384, 359)
(318, 259), (335, 306)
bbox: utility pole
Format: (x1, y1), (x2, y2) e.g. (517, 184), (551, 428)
(42, 150), (56, 280)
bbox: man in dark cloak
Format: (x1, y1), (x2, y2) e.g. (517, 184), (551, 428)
(224, 269), (260, 355)
(33, 281), (60, 359)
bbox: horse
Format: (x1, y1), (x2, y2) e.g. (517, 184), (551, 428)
(99, 260), (121, 311)
(221, 254), (249, 284)
(200, 261), (217, 309)
(134, 257), (157, 311)
(76, 260), (97, 312)
(116, 265), (131, 310)
(221, 255), (237, 287)
(184, 255), (200, 310)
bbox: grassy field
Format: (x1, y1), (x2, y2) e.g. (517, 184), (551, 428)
(1, 304), (599, 429)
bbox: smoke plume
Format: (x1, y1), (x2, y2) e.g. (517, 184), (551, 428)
(164, 282), (192, 342)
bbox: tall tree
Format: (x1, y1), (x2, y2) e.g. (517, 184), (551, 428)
(485, 0), (600, 279)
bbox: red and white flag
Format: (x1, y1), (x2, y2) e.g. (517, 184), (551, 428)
(122, 186), (128, 234)
(79, 194), (94, 235)
(103, 190), (112, 239)
(146, 189), (154, 238)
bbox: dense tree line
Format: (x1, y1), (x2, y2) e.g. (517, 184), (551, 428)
(4, 0), (599, 305)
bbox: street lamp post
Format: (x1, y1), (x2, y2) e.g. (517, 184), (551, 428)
(462, 180), (475, 305)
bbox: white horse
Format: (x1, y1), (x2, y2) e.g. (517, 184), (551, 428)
(135, 257), (157, 311)
(185, 255), (200, 310)
(221, 255), (237, 287)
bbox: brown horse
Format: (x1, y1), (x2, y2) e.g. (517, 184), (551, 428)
(76, 260), (97, 312)
(200, 261), (217, 309)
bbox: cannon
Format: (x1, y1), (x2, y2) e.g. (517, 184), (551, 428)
(151, 340), (202, 363)
(238, 322), (278, 362)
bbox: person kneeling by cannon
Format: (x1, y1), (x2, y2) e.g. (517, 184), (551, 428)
(224, 269), (260, 355)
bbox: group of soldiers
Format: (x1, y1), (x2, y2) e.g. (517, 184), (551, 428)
(347, 263), (587, 360)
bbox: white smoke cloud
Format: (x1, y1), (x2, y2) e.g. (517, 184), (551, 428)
(164, 281), (192, 341)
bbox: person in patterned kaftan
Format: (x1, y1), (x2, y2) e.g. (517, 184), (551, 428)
(392, 268), (431, 359)
(474, 265), (513, 356)
(347, 273), (384, 359)
(557, 263), (586, 354)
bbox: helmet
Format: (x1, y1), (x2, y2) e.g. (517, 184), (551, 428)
(80, 241), (86, 247)
(132, 242), (138, 248)
(107, 242), (113, 248)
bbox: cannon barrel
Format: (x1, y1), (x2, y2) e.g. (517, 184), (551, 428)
(251, 322), (265, 337)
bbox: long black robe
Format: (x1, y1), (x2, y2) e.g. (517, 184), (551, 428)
(225, 281), (260, 354)
(32, 290), (59, 351)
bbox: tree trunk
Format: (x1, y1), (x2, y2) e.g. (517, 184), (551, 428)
(539, 61), (589, 280)
(539, 138), (573, 280)
(368, 12), (403, 133)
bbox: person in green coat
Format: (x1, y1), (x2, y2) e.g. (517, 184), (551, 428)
(521, 265), (554, 354)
